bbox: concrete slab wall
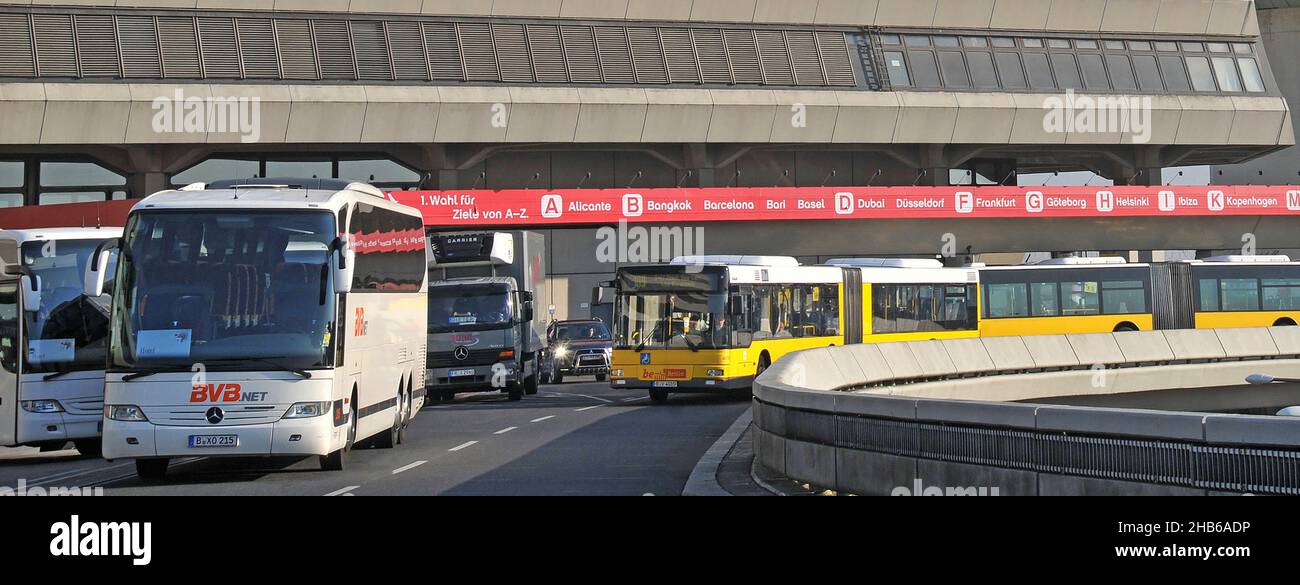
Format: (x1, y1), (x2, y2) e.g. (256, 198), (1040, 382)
(751, 328), (1300, 495)
(9, 84), (1288, 150)
(3, 0), (1259, 34)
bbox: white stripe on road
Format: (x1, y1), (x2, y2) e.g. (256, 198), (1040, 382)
(530, 415), (555, 423)
(494, 426), (518, 435)
(621, 397), (646, 403)
(391, 460), (427, 475)
(574, 405), (602, 412)
(448, 441), (478, 452)
(568, 393), (614, 403)
(324, 486), (359, 497)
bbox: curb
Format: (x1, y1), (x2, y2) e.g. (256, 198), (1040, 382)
(682, 407), (753, 496)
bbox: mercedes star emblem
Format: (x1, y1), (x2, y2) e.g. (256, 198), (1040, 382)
(205, 407), (225, 425)
(453, 346), (471, 361)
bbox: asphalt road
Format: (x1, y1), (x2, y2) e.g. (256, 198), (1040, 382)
(0, 380), (752, 496)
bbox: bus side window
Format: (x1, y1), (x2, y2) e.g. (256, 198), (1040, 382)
(1198, 279), (1219, 311)
(1031, 282), (1059, 316)
(986, 283), (1029, 318)
(873, 284), (896, 333)
(1221, 278), (1260, 311)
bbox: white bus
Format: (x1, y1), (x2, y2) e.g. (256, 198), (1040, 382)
(0, 227), (122, 456)
(87, 179), (427, 477)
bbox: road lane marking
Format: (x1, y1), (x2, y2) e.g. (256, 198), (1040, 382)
(392, 460), (427, 475)
(567, 393), (614, 403)
(494, 426), (518, 435)
(530, 415), (555, 423)
(24, 462), (135, 486)
(621, 397), (646, 403)
(21, 456), (204, 489)
(448, 441), (478, 452)
(324, 486), (359, 497)
(575, 405), (603, 412)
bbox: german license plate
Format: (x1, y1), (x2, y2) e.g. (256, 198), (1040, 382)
(653, 381), (678, 388)
(448, 368), (475, 377)
(188, 435), (237, 448)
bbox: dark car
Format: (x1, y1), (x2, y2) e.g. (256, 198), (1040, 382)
(541, 319), (612, 384)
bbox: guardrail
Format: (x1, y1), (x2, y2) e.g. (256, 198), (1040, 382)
(752, 328), (1300, 495)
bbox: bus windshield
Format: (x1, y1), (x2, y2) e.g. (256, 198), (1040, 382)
(616, 291), (730, 350)
(428, 285), (513, 333)
(111, 211), (338, 370)
(22, 239), (117, 374)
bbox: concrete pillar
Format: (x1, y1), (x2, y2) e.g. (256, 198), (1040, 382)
(437, 169), (459, 189)
(918, 145), (950, 186)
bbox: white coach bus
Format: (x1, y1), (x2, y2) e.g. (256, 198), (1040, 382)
(0, 227), (122, 456)
(86, 179), (427, 477)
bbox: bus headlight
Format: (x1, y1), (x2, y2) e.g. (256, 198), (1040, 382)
(21, 399), (64, 413)
(283, 401), (332, 419)
(106, 405), (148, 422)
(706, 369), (725, 377)
(611, 369), (624, 377)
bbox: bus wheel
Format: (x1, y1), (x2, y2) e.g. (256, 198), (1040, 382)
(650, 389), (669, 404)
(507, 382), (524, 401)
(74, 439), (102, 458)
(1274, 318), (1297, 327)
(135, 458), (169, 479)
(401, 386), (414, 430)
(1113, 323), (1139, 332)
(376, 387), (404, 449)
(755, 353), (772, 378)
(321, 399), (356, 471)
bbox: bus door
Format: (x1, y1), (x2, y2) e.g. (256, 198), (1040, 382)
(0, 279), (19, 445)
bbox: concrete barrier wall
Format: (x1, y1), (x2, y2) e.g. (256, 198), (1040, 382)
(753, 327), (1300, 496)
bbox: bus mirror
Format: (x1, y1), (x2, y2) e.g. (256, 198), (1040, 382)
(590, 286), (605, 306)
(333, 246), (355, 294)
(20, 274), (40, 312)
(83, 248), (112, 298)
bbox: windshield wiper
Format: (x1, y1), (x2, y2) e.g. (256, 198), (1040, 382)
(242, 358), (312, 380)
(122, 364), (192, 382)
(670, 332), (700, 353)
(43, 370), (81, 381)
(122, 357), (311, 382)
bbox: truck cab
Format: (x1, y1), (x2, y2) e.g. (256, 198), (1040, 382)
(426, 232), (546, 402)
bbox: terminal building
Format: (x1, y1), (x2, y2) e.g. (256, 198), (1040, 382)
(0, 0), (1296, 319)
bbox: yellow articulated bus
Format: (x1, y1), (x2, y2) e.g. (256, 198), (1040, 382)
(978, 255), (1300, 335)
(609, 256), (979, 403)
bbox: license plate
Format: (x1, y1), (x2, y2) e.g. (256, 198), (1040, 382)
(448, 368), (475, 377)
(188, 435), (238, 448)
(653, 381), (678, 388)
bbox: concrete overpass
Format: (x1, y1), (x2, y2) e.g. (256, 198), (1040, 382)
(752, 327), (1300, 495)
